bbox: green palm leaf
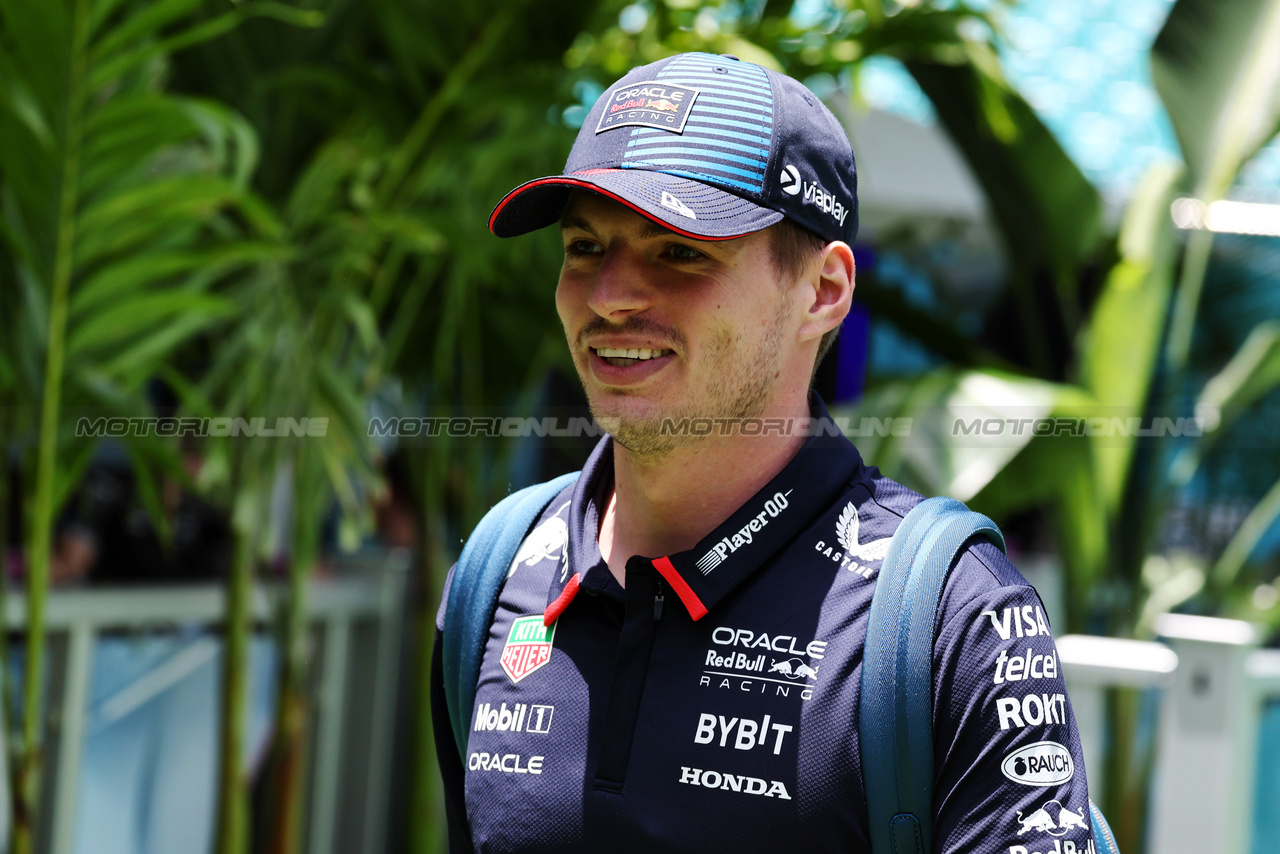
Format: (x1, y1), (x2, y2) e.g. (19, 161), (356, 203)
(1152, 0), (1280, 199)
(0, 1), (288, 849)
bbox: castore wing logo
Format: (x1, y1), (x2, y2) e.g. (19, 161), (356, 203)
(835, 502), (892, 561)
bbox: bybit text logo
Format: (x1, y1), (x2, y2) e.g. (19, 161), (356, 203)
(694, 712), (794, 755)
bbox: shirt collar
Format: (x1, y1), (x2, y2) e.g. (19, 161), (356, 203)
(544, 395), (865, 625)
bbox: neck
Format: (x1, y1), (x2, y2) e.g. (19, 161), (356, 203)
(598, 395), (812, 585)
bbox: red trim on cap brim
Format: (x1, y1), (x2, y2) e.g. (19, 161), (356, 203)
(652, 556), (708, 621)
(543, 572), (581, 626)
(488, 174), (753, 242)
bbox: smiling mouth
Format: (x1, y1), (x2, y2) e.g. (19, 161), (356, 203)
(593, 347), (675, 367)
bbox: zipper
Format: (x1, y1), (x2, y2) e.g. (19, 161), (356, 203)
(593, 562), (662, 791)
(1089, 801), (1119, 853)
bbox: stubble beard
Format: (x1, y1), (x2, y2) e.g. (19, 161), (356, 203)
(581, 302), (789, 465)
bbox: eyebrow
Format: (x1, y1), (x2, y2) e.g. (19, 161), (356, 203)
(639, 220), (680, 239)
(558, 215), (594, 234)
(559, 214), (682, 240)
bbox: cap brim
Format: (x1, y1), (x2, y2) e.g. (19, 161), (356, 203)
(488, 169), (783, 241)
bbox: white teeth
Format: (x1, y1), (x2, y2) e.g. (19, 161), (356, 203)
(595, 347), (673, 360)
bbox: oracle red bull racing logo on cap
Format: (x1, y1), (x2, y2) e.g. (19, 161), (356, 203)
(500, 615), (556, 683)
(596, 81), (700, 134)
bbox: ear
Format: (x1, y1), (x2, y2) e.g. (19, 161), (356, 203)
(796, 241), (855, 343)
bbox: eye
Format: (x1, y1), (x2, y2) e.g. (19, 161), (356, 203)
(667, 243), (704, 261)
(564, 238), (603, 257)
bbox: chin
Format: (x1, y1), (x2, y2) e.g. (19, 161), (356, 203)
(587, 396), (686, 458)
(605, 419), (685, 462)
(590, 402), (663, 436)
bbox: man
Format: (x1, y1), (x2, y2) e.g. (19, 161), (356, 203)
(434, 52), (1093, 853)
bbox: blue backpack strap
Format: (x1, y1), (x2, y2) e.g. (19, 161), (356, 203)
(441, 471), (580, 759)
(860, 496), (1005, 854)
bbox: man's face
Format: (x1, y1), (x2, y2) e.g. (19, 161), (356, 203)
(556, 191), (808, 460)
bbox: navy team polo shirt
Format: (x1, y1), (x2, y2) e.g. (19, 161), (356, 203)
(433, 402), (1096, 854)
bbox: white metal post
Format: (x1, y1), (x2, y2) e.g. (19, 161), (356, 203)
(308, 616), (351, 854)
(1058, 633), (1178, 804)
(360, 556), (408, 854)
(1149, 614), (1260, 854)
(47, 624), (95, 854)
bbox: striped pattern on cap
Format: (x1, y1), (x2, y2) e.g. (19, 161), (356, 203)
(620, 53), (774, 196)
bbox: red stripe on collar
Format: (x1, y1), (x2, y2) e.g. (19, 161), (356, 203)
(652, 556), (708, 621)
(543, 572), (582, 626)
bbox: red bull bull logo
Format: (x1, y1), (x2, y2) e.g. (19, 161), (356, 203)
(1015, 800), (1090, 837)
(646, 98), (680, 112)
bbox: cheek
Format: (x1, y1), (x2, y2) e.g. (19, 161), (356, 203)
(701, 318), (741, 362)
(555, 275), (580, 331)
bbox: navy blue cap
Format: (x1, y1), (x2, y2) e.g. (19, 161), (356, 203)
(489, 52), (858, 244)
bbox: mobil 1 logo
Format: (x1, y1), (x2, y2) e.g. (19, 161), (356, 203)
(473, 701), (554, 735)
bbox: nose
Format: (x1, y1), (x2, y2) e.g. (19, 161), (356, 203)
(587, 244), (654, 320)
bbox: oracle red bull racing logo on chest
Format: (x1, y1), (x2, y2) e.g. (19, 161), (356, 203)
(596, 81), (700, 134)
(500, 615), (556, 683)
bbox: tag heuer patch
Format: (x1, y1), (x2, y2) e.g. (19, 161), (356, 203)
(596, 81), (699, 134)
(500, 615), (556, 683)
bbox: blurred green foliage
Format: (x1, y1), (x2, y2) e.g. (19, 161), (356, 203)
(4, 0), (1280, 852)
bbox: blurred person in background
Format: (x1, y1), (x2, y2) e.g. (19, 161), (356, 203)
(48, 383), (232, 586)
(52, 442), (231, 585)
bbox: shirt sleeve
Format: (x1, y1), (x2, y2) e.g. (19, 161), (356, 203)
(931, 550), (1096, 854)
